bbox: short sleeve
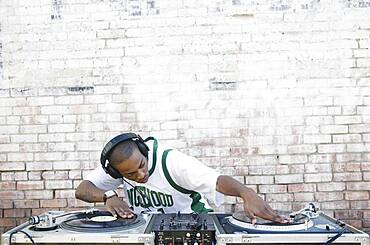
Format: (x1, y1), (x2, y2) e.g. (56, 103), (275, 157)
(166, 150), (224, 206)
(85, 165), (123, 190)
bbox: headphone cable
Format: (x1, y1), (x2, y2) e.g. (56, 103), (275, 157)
(122, 178), (153, 213)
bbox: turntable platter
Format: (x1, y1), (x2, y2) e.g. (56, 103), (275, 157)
(228, 211), (313, 232)
(60, 211), (146, 233)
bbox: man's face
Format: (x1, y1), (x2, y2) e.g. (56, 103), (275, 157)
(114, 149), (149, 183)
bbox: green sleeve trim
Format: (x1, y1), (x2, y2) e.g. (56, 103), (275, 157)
(144, 137), (158, 177)
(161, 149), (213, 214)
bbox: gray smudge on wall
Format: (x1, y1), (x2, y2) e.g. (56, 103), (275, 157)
(51, 0), (62, 20)
(0, 23), (2, 80)
(128, 0), (159, 16)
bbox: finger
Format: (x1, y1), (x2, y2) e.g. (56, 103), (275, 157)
(244, 209), (257, 225)
(107, 207), (118, 218)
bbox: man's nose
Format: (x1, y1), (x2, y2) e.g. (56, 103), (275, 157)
(137, 169), (146, 179)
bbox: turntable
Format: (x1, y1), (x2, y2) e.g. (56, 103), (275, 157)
(1, 209), (155, 245)
(213, 203), (370, 245)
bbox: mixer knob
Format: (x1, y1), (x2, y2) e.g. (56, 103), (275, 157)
(186, 232), (191, 237)
(196, 232), (200, 237)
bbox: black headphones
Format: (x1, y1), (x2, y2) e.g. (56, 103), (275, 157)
(100, 133), (150, 179)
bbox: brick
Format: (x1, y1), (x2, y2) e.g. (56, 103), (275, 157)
(305, 163), (331, 173)
(335, 116), (362, 125)
(0, 191), (24, 199)
(24, 190), (53, 199)
(0, 218), (16, 227)
(320, 125), (348, 134)
(347, 182), (370, 190)
(294, 192), (315, 202)
(351, 201), (370, 209)
(349, 124), (370, 133)
(53, 161), (81, 170)
(20, 125), (47, 133)
(275, 174), (303, 184)
(0, 182), (16, 190)
(245, 175), (274, 184)
(10, 134), (38, 143)
(0, 143), (19, 152)
(259, 185), (287, 193)
(288, 183), (316, 192)
(14, 172), (27, 181)
(55, 190), (75, 198)
(304, 173), (332, 183)
(40, 199), (67, 208)
(0, 200), (13, 209)
(321, 201), (349, 210)
(13, 200), (39, 208)
(287, 144), (316, 154)
(34, 152), (62, 161)
(0, 162), (25, 171)
(333, 172), (362, 181)
(26, 162), (53, 171)
(335, 210), (363, 220)
(303, 135), (331, 144)
(278, 155), (307, 164)
(318, 144), (346, 153)
(315, 192), (343, 201)
(48, 124), (76, 133)
(17, 181), (44, 190)
(345, 191), (369, 200)
(45, 180), (72, 189)
(266, 193), (294, 202)
(4, 209), (26, 218)
(42, 171), (68, 179)
(8, 152), (33, 161)
(333, 134), (361, 143)
(317, 182), (345, 191)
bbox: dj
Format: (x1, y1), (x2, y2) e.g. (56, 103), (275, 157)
(75, 133), (289, 224)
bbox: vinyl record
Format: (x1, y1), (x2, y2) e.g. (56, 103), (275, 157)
(60, 211), (145, 233)
(228, 211), (313, 232)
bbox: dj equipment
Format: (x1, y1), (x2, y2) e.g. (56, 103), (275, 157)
(100, 133), (149, 179)
(213, 203), (370, 245)
(2, 203), (369, 245)
(151, 213), (216, 245)
(1, 209), (154, 245)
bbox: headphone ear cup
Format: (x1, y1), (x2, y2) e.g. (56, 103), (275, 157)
(106, 165), (123, 179)
(137, 141), (149, 159)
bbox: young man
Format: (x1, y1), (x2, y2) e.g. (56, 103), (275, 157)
(75, 133), (288, 224)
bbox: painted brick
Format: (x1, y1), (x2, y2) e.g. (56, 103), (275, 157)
(345, 191), (369, 200)
(278, 155), (307, 164)
(13, 200), (39, 208)
(45, 180), (72, 189)
(304, 173), (332, 183)
(24, 190), (53, 199)
(17, 181), (44, 190)
(320, 125), (348, 134)
(347, 182), (370, 190)
(0, 191), (24, 199)
(318, 144), (346, 153)
(333, 172), (362, 181)
(294, 192), (315, 202)
(275, 174), (303, 184)
(317, 182), (346, 192)
(40, 199), (67, 208)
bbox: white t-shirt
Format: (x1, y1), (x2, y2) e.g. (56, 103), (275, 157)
(85, 137), (223, 213)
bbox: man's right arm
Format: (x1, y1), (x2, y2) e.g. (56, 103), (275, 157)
(75, 180), (106, 202)
(75, 180), (134, 218)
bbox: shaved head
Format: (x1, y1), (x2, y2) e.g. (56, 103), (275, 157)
(108, 141), (138, 166)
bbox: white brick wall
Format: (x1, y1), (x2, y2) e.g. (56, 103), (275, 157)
(0, 0), (370, 234)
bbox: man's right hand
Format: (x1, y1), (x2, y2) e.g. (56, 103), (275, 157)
(105, 197), (134, 219)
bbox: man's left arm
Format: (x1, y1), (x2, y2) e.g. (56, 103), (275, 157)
(216, 175), (289, 224)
